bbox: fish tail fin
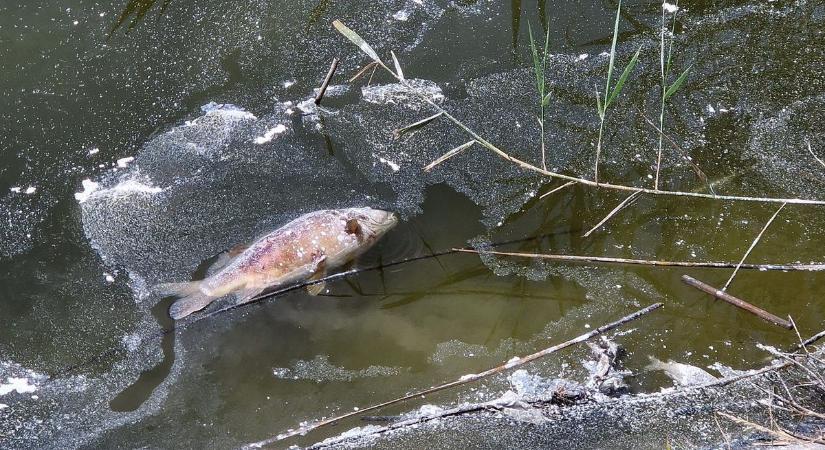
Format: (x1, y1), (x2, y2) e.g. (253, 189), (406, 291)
(155, 281), (215, 320)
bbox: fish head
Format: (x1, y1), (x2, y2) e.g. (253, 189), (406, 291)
(343, 207), (398, 241)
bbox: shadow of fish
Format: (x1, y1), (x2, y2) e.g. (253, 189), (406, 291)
(157, 207), (398, 319)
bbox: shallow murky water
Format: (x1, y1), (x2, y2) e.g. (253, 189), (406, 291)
(1, 0), (824, 448)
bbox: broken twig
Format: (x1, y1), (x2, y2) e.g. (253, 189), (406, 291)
(455, 248), (825, 272)
(244, 303), (663, 447)
(681, 275), (793, 329)
(314, 58), (340, 105)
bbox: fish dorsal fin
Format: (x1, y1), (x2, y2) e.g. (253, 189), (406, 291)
(208, 244), (249, 274)
(306, 255), (327, 296)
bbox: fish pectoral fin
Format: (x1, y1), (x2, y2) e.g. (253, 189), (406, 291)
(306, 255), (328, 296)
(306, 281), (326, 296)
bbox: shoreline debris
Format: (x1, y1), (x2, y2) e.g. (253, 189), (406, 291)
(242, 303), (663, 447)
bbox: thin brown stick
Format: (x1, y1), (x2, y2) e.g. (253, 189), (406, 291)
(455, 248), (825, 272)
(314, 58), (340, 105)
(243, 303), (663, 448)
(757, 344), (825, 388)
(583, 190), (642, 237)
(539, 180), (577, 199)
(309, 326), (825, 449)
(755, 379), (825, 420)
(722, 202), (786, 291)
(367, 63), (378, 86)
(681, 275), (793, 329)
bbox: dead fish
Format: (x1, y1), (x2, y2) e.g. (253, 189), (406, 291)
(157, 207), (398, 319)
(646, 356), (718, 387)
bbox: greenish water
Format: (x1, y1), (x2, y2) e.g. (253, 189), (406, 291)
(1, 0), (824, 448)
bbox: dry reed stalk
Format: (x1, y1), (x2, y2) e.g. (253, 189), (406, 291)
(454, 248), (825, 272)
(332, 19), (825, 206)
(423, 140), (475, 171)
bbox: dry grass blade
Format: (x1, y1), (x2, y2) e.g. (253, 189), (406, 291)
(539, 180), (577, 199)
(390, 50), (405, 80)
(583, 190), (642, 237)
(332, 20), (382, 64)
(423, 140), (476, 172)
(807, 140), (825, 170)
(722, 202), (786, 291)
(348, 61), (379, 83)
(393, 112), (443, 140)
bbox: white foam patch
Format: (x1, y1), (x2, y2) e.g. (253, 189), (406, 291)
(253, 124), (287, 144)
(393, 9), (410, 21)
(9, 186), (36, 194)
(116, 156), (135, 168)
(377, 156), (401, 172)
(0, 377), (37, 396)
(186, 102), (256, 126)
(74, 179), (100, 203)
(272, 355), (401, 382)
(362, 79), (444, 110)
